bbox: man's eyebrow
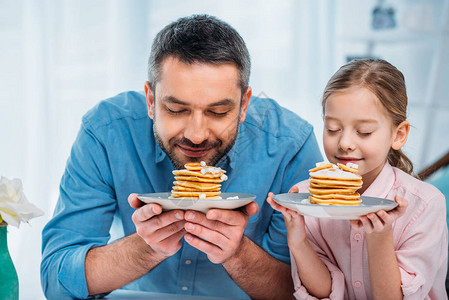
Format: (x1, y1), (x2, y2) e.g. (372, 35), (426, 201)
(161, 96), (188, 105)
(208, 99), (235, 108)
(160, 96), (236, 108)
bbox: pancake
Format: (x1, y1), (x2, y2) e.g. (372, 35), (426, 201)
(170, 191), (221, 198)
(310, 168), (362, 180)
(308, 162), (334, 173)
(174, 176), (224, 183)
(337, 163), (359, 173)
(170, 161), (228, 199)
(309, 196), (362, 205)
(172, 186), (221, 192)
(309, 178), (362, 188)
(173, 181), (221, 191)
(172, 169), (223, 178)
(308, 162), (363, 206)
(184, 162), (204, 171)
(308, 186), (359, 195)
(311, 193), (361, 200)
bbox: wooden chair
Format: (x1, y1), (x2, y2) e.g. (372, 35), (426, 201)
(417, 150), (449, 180)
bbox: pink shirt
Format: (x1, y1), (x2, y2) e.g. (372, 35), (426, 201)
(291, 163), (448, 299)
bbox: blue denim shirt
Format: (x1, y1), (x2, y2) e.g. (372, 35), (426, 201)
(41, 91), (322, 299)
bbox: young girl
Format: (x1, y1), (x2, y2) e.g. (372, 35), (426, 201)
(267, 59), (448, 299)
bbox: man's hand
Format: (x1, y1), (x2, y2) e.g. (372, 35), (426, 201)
(183, 202), (259, 264)
(128, 193), (187, 258)
(84, 194), (187, 295)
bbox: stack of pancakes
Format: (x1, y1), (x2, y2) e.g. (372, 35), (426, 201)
(308, 162), (363, 205)
(170, 162), (228, 199)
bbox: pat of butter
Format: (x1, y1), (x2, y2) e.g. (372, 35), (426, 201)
(346, 162), (359, 169)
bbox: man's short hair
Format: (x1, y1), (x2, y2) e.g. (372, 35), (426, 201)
(148, 14), (251, 92)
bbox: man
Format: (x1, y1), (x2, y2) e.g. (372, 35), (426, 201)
(41, 14), (322, 299)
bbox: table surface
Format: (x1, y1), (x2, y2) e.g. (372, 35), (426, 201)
(105, 289), (241, 300)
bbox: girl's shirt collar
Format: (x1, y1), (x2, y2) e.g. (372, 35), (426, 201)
(362, 162), (395, 199)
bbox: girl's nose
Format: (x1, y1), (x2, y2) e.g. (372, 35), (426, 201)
(338, 131), (356, 152)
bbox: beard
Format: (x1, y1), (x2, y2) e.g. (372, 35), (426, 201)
(153, 115), (241, 170)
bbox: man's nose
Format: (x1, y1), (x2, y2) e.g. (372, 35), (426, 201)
(184, 112), (209, 145)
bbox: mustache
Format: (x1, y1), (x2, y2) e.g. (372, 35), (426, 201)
(172, 137), (222, 149)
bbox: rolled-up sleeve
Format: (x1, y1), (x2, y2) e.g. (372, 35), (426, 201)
(291, 252), (345, 300)
(41, 123), (116, 299)
(290, 224), (346, 300)
(394, 192), (448, 299)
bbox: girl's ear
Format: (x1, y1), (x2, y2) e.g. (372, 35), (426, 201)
(392, 121), (410, 150)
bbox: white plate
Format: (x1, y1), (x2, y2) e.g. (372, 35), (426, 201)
(138, 193), (256, 213)
(272, 193), (398, 220)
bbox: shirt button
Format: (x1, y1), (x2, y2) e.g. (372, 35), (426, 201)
(182, 285), (189, 291)
(354, 233), (362, 241)
(185, 259), (192, 265)
(354, 281), (362, 288)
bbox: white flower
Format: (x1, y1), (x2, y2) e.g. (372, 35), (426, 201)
(0, 176), (44, 228)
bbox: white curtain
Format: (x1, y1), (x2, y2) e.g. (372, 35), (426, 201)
(0, 1), (334, 298)
(1, 1), (447, 299)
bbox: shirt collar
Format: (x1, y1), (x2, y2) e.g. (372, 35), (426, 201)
(362, 162), (395, 198)
(218, 124), (248, 171)
(154, 140), (167, 164)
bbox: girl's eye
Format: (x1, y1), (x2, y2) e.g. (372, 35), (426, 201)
(358, 131), (372, 136)
(326, 128), (340, 134)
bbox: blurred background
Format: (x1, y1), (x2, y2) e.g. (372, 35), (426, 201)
(1, 0), (448, 299)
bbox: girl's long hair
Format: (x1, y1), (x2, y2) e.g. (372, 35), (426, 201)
(322, 59), (414, 175)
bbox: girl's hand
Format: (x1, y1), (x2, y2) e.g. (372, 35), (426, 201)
(351, 196), (408, 235)
(266, 185), (307, 247)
